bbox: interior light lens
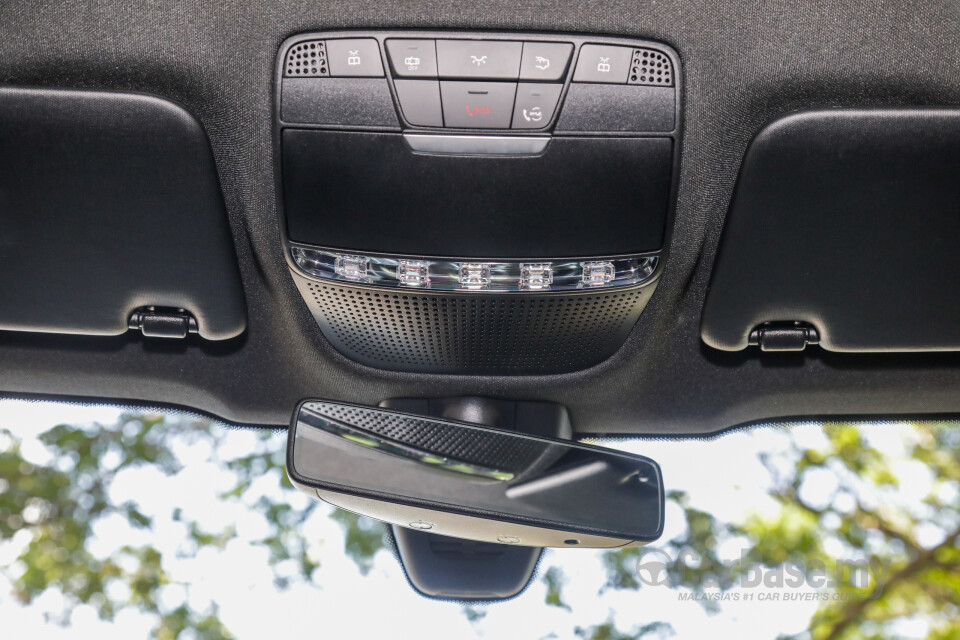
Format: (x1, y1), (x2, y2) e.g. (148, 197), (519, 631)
(581, 261), (615, 287)
(293, 248), (658, 292)
(520, 263), (553, 290)
(459, 263), (492, 290)
(397, 260), (429, 287)
(334, 254), (369, 281)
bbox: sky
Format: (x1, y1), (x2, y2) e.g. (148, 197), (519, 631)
(0, 400), (936, 640)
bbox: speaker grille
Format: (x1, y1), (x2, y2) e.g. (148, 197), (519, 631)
(628, 48), (673, 86)
(298, 279), (651, 374)
(284, 41), (329, 77)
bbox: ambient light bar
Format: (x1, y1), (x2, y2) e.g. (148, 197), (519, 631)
(292, 247), (658, 292)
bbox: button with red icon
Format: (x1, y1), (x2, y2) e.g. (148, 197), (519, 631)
(440, 81), (517, 128)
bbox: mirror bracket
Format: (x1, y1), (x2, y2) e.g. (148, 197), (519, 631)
(382, 397), (567, 600)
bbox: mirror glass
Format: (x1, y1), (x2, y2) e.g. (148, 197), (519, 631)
(287, 401), (664, 542)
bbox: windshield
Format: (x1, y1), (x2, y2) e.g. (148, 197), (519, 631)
(1, 400), (956, 639)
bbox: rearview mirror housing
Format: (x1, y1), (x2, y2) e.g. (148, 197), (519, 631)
(286, 400), (664, 548)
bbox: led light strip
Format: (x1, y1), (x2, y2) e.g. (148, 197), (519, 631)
(291, 247), (658, 292)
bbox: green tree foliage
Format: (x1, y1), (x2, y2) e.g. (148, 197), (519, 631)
(591, 423), (960, 640)
(1, 413), (957, 639)
(0, 414), (235, 638)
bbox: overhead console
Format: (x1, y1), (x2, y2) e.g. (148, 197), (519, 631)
(276, 32), (682, 374)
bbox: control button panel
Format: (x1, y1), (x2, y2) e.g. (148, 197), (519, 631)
(279, 33), (679, 132)
(440, 82), (517, 129)
(325, 39), (384, 77)
(573, 44), (633, 83)
(436, 40), (523, 79)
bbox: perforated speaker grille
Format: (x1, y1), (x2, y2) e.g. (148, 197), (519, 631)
(284, 41), (329, 77)
(628, 48), (673, 86)
(295, 277), (653, 374)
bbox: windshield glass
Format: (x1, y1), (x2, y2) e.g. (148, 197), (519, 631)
(1, 400), (957, 639)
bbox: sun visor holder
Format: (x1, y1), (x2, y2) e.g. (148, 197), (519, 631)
(701, 108), (960, 353)
(0, 87), (246, 341)
(128, 307), (200, 339)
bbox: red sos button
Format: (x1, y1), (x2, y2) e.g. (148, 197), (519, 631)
(441, 82), (516, 128)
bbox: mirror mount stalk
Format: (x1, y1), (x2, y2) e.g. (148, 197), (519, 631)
(382, 397), (568, 600)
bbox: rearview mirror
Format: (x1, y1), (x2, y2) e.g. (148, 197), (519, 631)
(286, 400), (664, 548)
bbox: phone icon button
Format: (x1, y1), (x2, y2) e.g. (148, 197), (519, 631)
(512, 83), (562, 129)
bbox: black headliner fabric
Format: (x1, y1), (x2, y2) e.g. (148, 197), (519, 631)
(1, 1), (959, 435)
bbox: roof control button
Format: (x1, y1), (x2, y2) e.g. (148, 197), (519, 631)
(436, 40), (523, 79)
(326, 38), (384, 77)
(573, 44), (632, 84)
(511, 83), (563, 129)
(386, 39), (438, 78)
(440, 81), (517, 129)
(519, 42), (573, 81)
